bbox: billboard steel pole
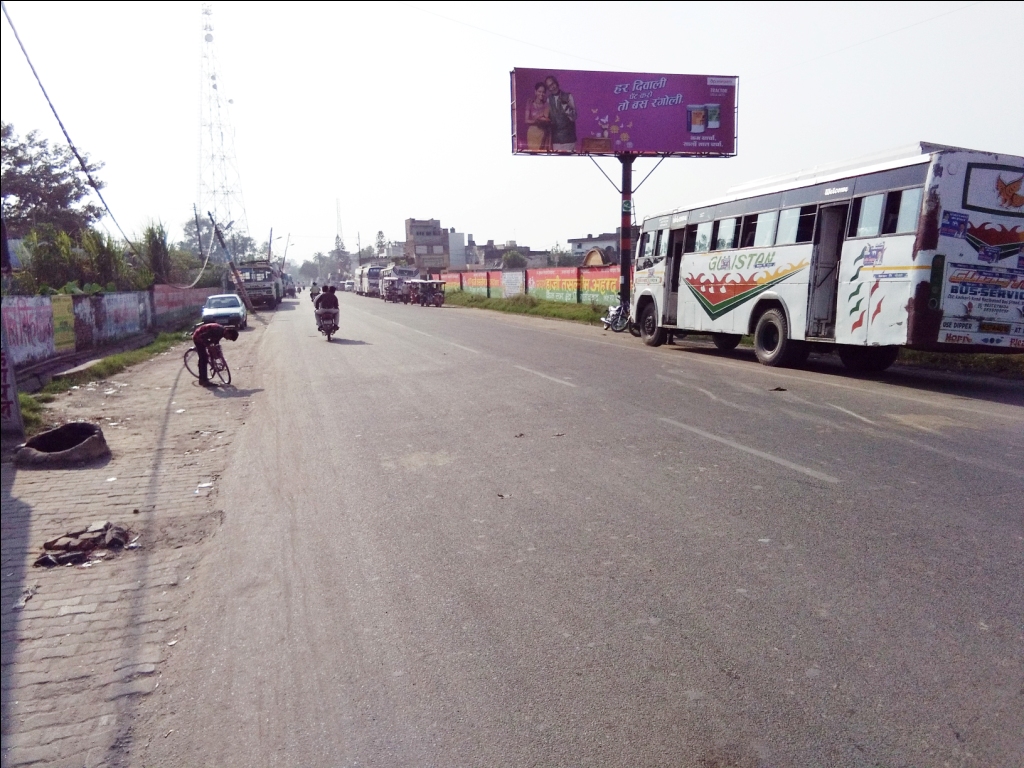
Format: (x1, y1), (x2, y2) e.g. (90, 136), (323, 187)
(618, 153), (635, 305)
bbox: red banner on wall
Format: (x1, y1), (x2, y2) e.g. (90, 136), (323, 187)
(438, 272), (462, 290)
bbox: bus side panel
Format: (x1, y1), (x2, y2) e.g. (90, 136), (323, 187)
(835, 235), (916, 347)
(919, 149), (1024, 351)
(677, 244), (812, 335)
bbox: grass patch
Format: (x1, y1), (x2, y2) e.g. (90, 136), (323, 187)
(445, 291), (608, 325)
(39, 330), (192, 395)
(18, 392), (43, 433)
(897, 349), (1023, 378)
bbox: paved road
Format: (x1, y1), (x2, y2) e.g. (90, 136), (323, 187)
(133, 294), (1023, 768)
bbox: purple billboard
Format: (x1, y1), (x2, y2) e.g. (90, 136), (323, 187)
(511, 68), (738, 157)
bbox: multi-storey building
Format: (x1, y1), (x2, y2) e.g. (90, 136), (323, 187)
(404, 219), (449, 274)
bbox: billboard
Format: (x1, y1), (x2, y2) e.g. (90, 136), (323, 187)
(511, 68), (737, 157)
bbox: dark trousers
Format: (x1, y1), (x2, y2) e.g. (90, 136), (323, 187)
(197, 344), (210, 381)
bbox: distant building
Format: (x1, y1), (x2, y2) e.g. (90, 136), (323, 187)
(567, 233), (617, 264)
(385, 242), (405, 261)
(448, 228), (467, 270)
(567, 227), (641, 265)
(405, 219), (449, 274)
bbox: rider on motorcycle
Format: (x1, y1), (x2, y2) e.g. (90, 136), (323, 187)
(310, 282), (320, 301)
(314, 285), (339, 331)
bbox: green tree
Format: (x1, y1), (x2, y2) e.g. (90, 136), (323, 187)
(298, 260), (319, 280)
(1, 122), (105, 238)
(375, 230), (386, 255)
(549, 242), (580, 267)
(142, 224), (172, 283)
(502, 249), (527, 269)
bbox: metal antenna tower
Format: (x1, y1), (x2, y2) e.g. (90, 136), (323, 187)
(198, 2), (249, 248)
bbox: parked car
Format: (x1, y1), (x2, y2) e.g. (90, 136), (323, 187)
(344, 280), (355, 292)
(201, 294), (248, 329)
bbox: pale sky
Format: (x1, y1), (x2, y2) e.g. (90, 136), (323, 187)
(2, 1), (1021, 262)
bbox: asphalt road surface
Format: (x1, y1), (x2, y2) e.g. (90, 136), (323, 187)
(134, 293), (1023, 768)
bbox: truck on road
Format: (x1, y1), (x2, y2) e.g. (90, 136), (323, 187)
(237, 259), (283, 308)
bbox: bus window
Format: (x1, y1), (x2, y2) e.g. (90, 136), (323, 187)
(848, 193), (884, 238)
(636, 232), (656, 269)
(654, 229), (670, 263)
(694, 221), (713, 253)
(712, 218), (738, 250)
(683, 225), (697, 253)
(893, 187), (923, 233)
(776, 206), (817, 245)
(740, 211), (778, 249)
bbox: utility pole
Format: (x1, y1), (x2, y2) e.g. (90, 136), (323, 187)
(619, 153), (635, 304)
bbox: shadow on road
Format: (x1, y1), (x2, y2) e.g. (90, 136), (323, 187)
(0, 461), (31, 748)
(211, 386), (264, 399)
(328, 338), (369, 346)
(666, 343), (1024, 408)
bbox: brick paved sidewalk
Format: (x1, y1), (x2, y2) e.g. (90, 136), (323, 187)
(1, 324), (261, 767)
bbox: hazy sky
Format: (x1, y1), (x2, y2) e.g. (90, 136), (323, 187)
(2, 1), (1021, 262)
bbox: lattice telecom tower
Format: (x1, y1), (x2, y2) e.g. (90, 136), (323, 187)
(198, 3), (249, 244)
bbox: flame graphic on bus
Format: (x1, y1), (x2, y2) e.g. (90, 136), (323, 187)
(683, 261), (809, 319)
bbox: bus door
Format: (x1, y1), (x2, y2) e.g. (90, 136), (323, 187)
(663, 229), (685, 325)
(806, 203), (849, 339)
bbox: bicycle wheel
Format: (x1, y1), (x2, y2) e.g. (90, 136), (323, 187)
(183, 347), (200, 378)
(213, 356), (231, 386)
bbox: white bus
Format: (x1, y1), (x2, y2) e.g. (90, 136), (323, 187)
(631, 142), (1023, 371)
(355, 264), (383, 297)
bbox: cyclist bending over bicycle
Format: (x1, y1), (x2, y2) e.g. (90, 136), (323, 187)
(192, 323), (238, 386)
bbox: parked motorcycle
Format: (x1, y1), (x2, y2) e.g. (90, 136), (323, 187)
(600, 301), (630, 333)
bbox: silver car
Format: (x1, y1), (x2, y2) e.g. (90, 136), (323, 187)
(201, 294), (248, 329)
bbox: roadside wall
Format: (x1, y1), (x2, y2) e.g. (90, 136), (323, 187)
(463, 271), (488, 297)
(445, 266), (620, 306)
(1, 296), (54, 366)
(502, 271), (525, 298)
(1, 285), (216, 371)
(439, 272), (462, 291)
(579, 266), (620, 305)
(152, 285), (219, 329)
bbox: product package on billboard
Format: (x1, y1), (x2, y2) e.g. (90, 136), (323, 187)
(511, 68), (737, 157)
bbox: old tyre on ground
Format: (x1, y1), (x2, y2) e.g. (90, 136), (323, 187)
(639, 303), (665, 347)
(837, 345), (899, 372)
(753, 308), (804, 367)
(712, 333), (742, 351)
(15, 422), (111, 467)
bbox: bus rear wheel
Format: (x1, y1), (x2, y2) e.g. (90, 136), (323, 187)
(639, 303), (665, 347)
(712, 333), (741, 351)
(837, 345), (899, 373)
(753, 308), (803, 367)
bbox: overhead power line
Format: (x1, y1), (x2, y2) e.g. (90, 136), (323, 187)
(1, 1), (138, 255)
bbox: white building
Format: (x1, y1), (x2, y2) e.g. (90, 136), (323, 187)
(448, 229), (466, 270)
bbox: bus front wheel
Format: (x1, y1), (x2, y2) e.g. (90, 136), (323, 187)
(639, 303), (665, 347)
(753, 308), (802, 367)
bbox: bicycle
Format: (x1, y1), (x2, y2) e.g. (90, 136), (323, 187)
(183, 342), (232, 386)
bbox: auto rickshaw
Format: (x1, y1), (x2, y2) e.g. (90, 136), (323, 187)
(419, 280), (445, 307)
(381, 276), (402, 302)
